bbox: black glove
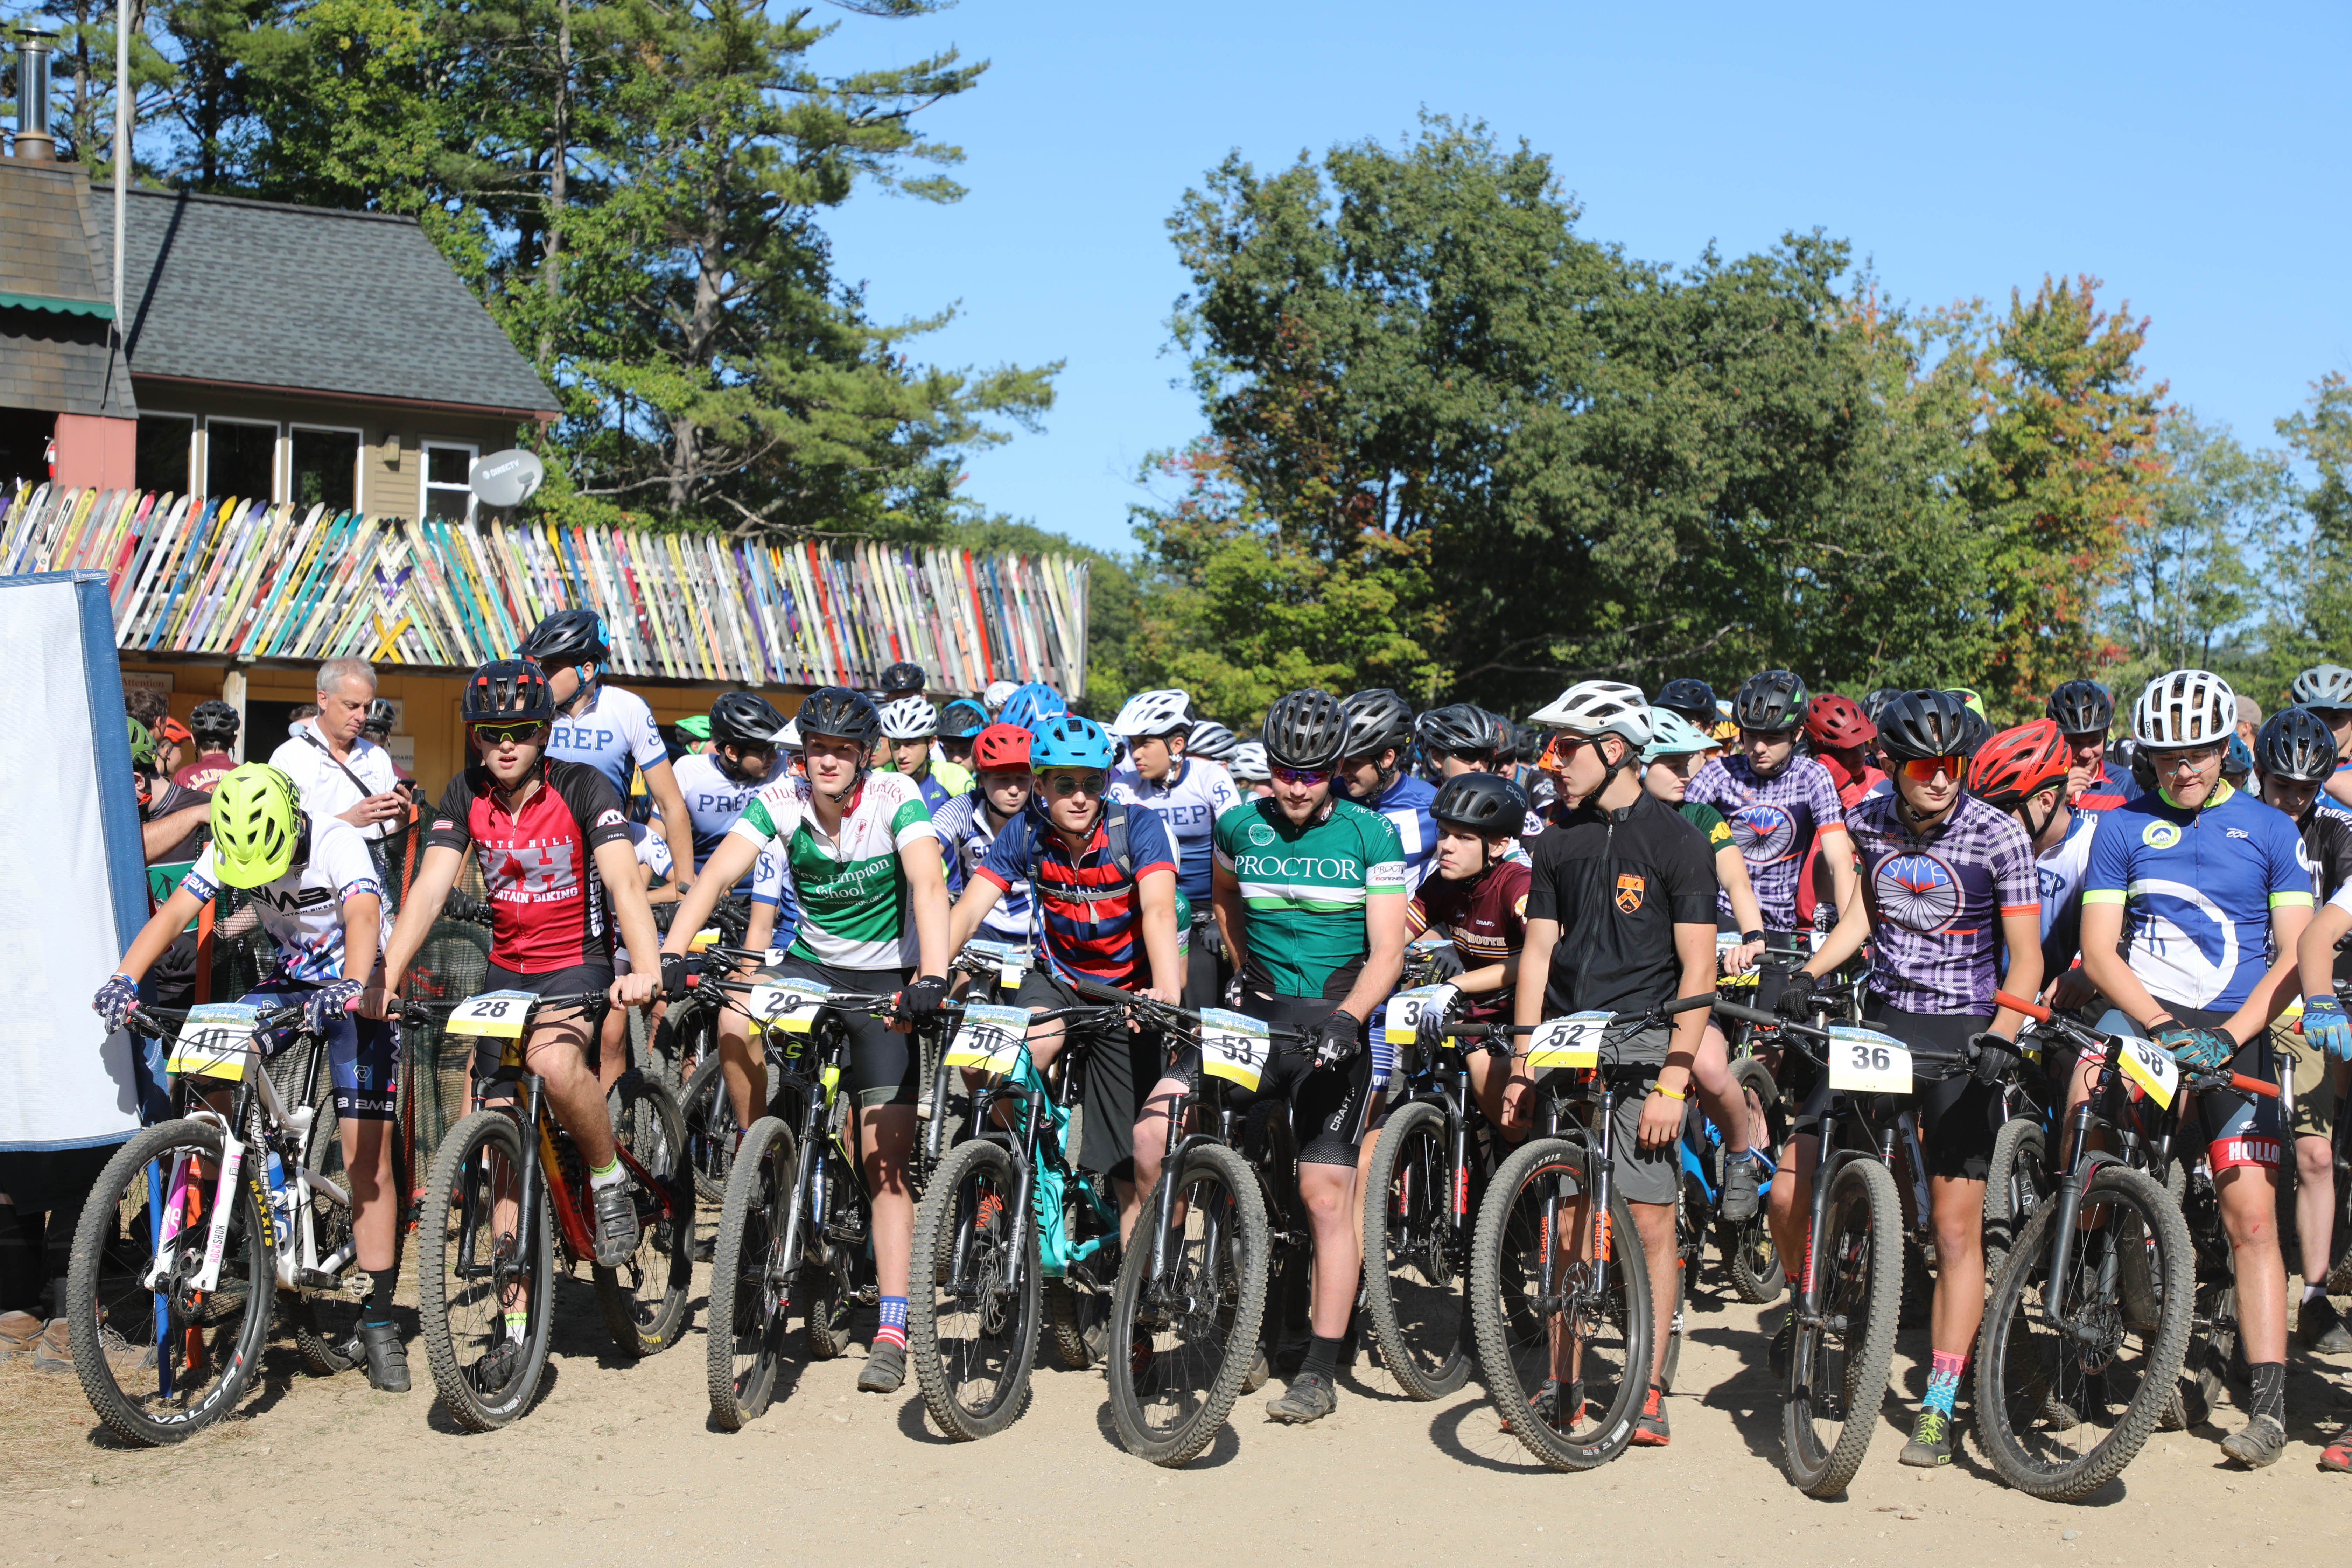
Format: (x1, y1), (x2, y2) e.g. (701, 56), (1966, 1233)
(659, 952), (692, 1001)
(1773, 969), (1820, 1022)
(900, 974), (951, 1022)
(304, 978), (363, 1034)
(1195, 916), (1225, 963)
(1968, 1030), (2021, 1086)
(1315, 1009), (1364, 1068)
(92, 973), (139, 1033)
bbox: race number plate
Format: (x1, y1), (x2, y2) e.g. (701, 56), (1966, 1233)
(749, 977), (833, 1033)
(166, 1002), (261, 1081)
(1826, 1027), (1911, 1094)
(1384, 986), (1450, 1046)
(2118, 1036), (2180, 1110)
(1524, 1011), (1610, 1071)
(444, 990), (535, 1039)
(1198, 1009), (1269, 1091)
(964, 939), (1030, 993)
(945, 1003), (1030, 1075)
(688, 926), (722, 953)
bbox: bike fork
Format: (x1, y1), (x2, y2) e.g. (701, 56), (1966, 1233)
(1792, 1118), (1841, 1392)
(510, 1080), (547, 1304)
(195, 1124), (248, 1293)
(2038, 1106), (2105, 1329)
(1147, 1094), (1190, 1287)
(1449, 1073), (1472, 1235)
(1003, 1093), (1043, 1297)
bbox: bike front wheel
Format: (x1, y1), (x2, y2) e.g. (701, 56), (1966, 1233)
(909, 1138), (1041, 1439)
(1782, 1155), (1900, 1497)
(1361, 1099), (1470, 1399)
(707, 1115), (798, 1429)
(1983, 1116), (2051, 1282)
(416, 1110), (553, 1430)
(595, 1072), (693, 1356)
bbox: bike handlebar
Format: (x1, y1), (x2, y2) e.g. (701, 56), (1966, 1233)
(1055, 972), (1309, 1042)
(1994, 989), (2280, 1099)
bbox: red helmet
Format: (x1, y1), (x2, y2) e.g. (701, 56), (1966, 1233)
(1804, 692), (1877, 750)
(972, 722), (1033, 774)
(1967, 718), (2071, 807)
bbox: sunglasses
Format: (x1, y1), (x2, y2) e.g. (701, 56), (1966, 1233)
(472, 721), (546, 747)
(1042, 771), (1106, 799)
(1897, 755), (1965, 782)
(1272, 766), (1333, 786)
(1538, 734), (1594, 769)
(2148, 745), (2222, 771)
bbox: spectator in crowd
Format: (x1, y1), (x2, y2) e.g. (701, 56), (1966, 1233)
(269, 659), (403, 840)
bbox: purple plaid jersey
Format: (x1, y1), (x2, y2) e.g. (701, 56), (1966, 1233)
(1847, 791), (2041, 1014)
(1685, 754), (1849, 931)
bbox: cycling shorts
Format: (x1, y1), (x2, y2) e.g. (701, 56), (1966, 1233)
(1015, 969), (1166, 1182)
(768, 954), (916, 1112)
(1867, 1001), (1998, 1183)
(240, 981), (399, 1123)
(1528, 1051), (1684, 1208)
(1165, 992), (1373, 1168)
(2273, 1028), (2343, 1143)
(2099, 1003), (2281, 1174)
(472, 961), (612, 1080)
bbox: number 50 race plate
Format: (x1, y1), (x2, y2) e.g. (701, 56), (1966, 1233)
(945, 1003), (1030, 1076)
(1826, 1026), (1911, 1093)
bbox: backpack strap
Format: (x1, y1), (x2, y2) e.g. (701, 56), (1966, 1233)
(1024, 800), (1139, 904)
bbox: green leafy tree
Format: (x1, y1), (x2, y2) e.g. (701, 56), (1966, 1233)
(2274, 374), (2352, 679)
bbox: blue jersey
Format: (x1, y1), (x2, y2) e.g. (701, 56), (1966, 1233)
(668, 750), (763, 894)
(1365, 771), (1437, 890)
(1110, 755), (1241, 904)
(934, 790), (1032, 945)
(547, 684), (668, 800)
(2081, 781), (2313, 1012)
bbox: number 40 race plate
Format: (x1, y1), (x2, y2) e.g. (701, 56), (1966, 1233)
(1826, 1026), (1911, 1093)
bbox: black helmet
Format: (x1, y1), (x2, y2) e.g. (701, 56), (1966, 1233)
(1654, 678), (1717, 725)
(2046, 679), (2114, 737)
(1416, 703), (1496, 761)
(794, 685), (881, 746)
(938, 698), (988, 739)
(363, 697), (396, 737)
(1875, 689), (1971, 762)
(189, 698), (240, 746)
(1859, 687), (1905, 728)
(518, 607), (608, 667)
(710, 692), (788, 749)
(1431, 771), (1528, 834)
(1262, 688), (1349, 771)
(462, 658), (556, 725)
(2130, 744), (2157, 796)
(1956, 706), (1991, 758)
(2257, 707), (2339, 783)
(1731, 670), (1809, 734)
(879, 661), (926, 697)
(1339, 688), (1415, 760)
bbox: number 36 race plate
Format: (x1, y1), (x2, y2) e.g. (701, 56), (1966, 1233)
(1826, 1026), (1912, 1093)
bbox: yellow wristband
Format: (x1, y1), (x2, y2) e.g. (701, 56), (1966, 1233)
(1653, 1083), (1687, 1102)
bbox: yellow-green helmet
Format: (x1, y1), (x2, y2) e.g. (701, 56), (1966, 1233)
(209, 764), (303, 887)
(127, 716), (154, 768)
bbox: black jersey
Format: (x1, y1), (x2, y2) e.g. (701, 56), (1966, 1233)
(1522, 790), (1717, 1051)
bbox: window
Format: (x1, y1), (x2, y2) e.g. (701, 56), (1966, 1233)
(289, 426), (360, 513)
(205, 419), (279, 501)
(0, 408), (53, 492)
(136, 414), (194, 494)
(421, 441), (476, 522)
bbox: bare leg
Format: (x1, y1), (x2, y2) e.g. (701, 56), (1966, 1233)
(1126, 1074), (1190, 1243)
(1927, 1174), (1986, 1357)
(526, 1015), (614, 1167)
(1767, 1132), (1817, 1282)
(2217, 1163), (2289, 1366)
(339, 1117), (398, 1273)
(1690, 1023), (1750, 1155)
(1631, 1198), (1678, 1381)
(861, 1103), (917, 1300)
(1298, 1161), (1362, 1338)
(2297, 1134), (2336, 1287)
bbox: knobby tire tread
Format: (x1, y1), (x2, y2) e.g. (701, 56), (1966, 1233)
(1360, 1099), (1469, 1400)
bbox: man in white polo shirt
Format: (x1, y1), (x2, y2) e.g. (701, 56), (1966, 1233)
(270, 657), (404, 841)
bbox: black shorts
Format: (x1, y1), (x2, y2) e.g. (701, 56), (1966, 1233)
(1182, 913), (1230, 1010)
(1789, 1001), (1996, 1182)
(1014, 969), (1166, 1182)
(1167, 992), (1373, 1168)
(243, 981), (400, 1122)
(770, 954), (917, 1112)
(2154, 1001), (2282, 1175)
(472, 961), (612, 1079)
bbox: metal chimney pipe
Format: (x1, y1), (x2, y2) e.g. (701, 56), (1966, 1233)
(12, 22), (60, 161)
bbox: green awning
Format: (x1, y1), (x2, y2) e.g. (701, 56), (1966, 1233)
(0, 291), (113, 318)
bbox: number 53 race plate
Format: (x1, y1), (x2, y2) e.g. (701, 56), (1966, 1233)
(1198, 1009), (1270, 1091)
(1826, 1026), (1911, 1093)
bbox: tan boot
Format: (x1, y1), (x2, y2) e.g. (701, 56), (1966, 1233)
(0, 1310), (41, 1360)
(30, 1318), (72, 1372)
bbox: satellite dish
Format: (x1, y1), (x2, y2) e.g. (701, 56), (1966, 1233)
(471, 449), (545, 509)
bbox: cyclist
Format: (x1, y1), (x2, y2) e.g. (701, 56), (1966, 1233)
(996, 681), (1069, 737)
(1408, 772), (1531, 1134)
(937, 698), (988, 771)
(2048, 679), (2133, 810)
(1108, 689), (1239, 1007)
(1230, 742), (1272, 797)
(1654, 679), (1717, 731)
(657, 685), (951, 1396)
(674, 714), (712, 755)
(982, 678), (1018, 716)
(146, 715), (191, 780)
(268, 658), (405, 842)
(670, 692), (786, 883)
(1416, 703), (1502, 778)
(878, 696), (971, 808)
(1510, 679), (1719, 1445)
(2079, 668), (2311, 1468)
(879, 660), (927, 703)
(1184, 720), (1239, 763)
(174, 699), (240, 791)
(933, 722), (1041, 958)
(1771, 689), (2041, 1467)
(372, 660), (663, 1310)
(1794, 693), (1880, 938)
(518, 610), (698, 882)
(1148, 688), (1404, 1424)
(1968, 720), (2098, 1007)
(97, 763), (413, 1391)
(2290, 666), (2352, 818)
(1337, 688), (1437, 890)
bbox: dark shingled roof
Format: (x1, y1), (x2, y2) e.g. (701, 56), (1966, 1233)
(0, 161), (134, 417)
(93, 186), (561, 417)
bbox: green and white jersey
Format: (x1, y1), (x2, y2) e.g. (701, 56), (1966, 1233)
(732, 770), (939, 970)
(1212, 796), (1405, 1000)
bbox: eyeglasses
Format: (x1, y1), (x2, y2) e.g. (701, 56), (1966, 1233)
(1272, 767), (1332, 786)
(1537, 734), (1592, 770)
(2148, 745), (2223, 772)
(1042, 771), (1106, 799)
(1897, 755), (1965, 782)
(471, 721), (546, 747)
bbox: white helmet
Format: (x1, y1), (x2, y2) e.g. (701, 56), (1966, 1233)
(1108, 688), (1192, 739)
(1185, 720), (1238, 761)
(779, 718), (801, 752)
(1528, 680), (1653, 746)
(878, 696), (938, 741)
(983, 679), (1018, 714)
(1227, 741), (1270, 781)
(2132, 669), (2235, 748)
(2292, 665), (2352, 709)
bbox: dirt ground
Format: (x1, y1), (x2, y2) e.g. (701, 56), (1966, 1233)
(10, 1263), (2352, 1568)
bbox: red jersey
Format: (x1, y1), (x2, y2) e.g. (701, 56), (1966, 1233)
(1795, 755), (1880, 929)
(1408, 859), (1530, 1022)
(427, 759), (634, 972)
(174, 750), (237, 794)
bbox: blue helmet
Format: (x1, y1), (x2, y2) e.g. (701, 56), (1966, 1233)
(938, 698), (988, 739)
(998, 681), (1069, 735)
(1029, 714), (1115, 771)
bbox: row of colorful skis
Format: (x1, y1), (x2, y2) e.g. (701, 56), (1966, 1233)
(0, 484), (1090, 696)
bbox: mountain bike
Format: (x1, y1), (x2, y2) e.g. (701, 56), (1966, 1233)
(414, 989), (692, 1430)
(1460, 995), (1709, 1470)
(1659, 1052), (1787, 1392)
(907, 993), (1127, 1438)
(1970, 990), (2276, 1499)
(65, 1001), (364, 1445)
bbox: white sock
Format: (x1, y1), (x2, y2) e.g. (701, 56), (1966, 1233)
(589, 1159), (625, 1192)
(2305, 1283), (2326, 1305)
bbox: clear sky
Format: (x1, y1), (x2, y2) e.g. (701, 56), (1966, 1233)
(824, 0), (2352, 556)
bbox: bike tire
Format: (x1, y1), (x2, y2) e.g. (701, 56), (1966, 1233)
(66, 1119), (275, 1446)
(909, 1139), (1041, 1439)
(1105, 1142), (1268, 1466)
(652, 990), (716, 1091)
(1360, 1099), (1470, 1399)
(1982, 1117), (2050, 1283)
(1470, 1135), (1653, 1470)
(1782, 1156), (1901, 1498)
(594, 1073), (694, 1357)
(682, 1050), (742, 1205)
(1721, 1058), (1786, 1304)
(292, 1080), (363, 1377)
(1974, 1163), (2193, 1499)
(416, 1110), (554, 1431)
(707, 1115), (797, 1429)
(1046, 1282), (1110, 1370)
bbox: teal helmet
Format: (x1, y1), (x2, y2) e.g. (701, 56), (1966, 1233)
(1642, 707), (1715, 763)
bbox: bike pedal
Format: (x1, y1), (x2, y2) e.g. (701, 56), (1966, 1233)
(296, 1269), (346, 1290)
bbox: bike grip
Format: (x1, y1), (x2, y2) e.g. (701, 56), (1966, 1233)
(1664, 992), (1716, 1016)
(1992, 989), (2049, 1022)
(2231, 1072), (2282, 1099)
(1710, 999), (1780, 1029)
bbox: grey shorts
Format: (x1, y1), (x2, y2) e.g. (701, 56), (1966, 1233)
(1531, 1029), (1682, 1208)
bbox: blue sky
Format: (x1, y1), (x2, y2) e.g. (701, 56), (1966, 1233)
(825, 0), (2352, 557)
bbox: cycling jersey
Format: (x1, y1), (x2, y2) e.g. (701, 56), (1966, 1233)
(547, 682), (668, 800)
(731, 770), (937, 970)
(1110, 754), (1241, 903)
(932, 790), (1033, 945)
(1685, 753), (1847, 931)
(882, 754), (972, 804)
(670, 750), (766, 891)
(427, 761), (634, 973)
(2035, 807), (2098, 978)
(1212, 796), (1406, 1000)
(1844, 791), (2039, 1015)
(2073, 760), (2135, 812)
(1795, 758), (1879, 930)
(1407, 858), (1529, 1022)
(2081, 781), (2313, 1012)
(1356, 771), (1437, 890)
(1676, 800), (1736, 858)
(628, 819), (672, 881)
(2299, 807), (2352, 983)
(172, 749), (237, 794)
(974, 800), (1177, 986)
(182, 814), (385, 984)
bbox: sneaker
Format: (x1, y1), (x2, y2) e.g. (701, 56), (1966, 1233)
(1266, 1370), (1336, 1424)
(2322, 1422), (2352, 1473)
(2301, 1296), (2352, 1355)
(1632, 1381), (1671, 1447)
(1240, 1340), (1268, 1393)
(1720, 1154), (1762, 1224)
(591, 1181), (640, 1268)
(470, 1336), (523, 1396)
(358, 1319), (411, 1394)
(1503, 1377), (1582, 1434)
(0, 1310), (42, 1361)
(858, 1341), (906, 1394)
(29, 1318), (71, 1373)
(1767, 1310), (1793, 1379)
(1129, 1331), (1156, 1390)
(2222, 1413), (2288, 1469)
(1899, 1407), (1954, 1467)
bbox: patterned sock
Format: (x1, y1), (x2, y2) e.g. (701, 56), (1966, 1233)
(1923, 1349), (1967, 1417)
(588, 1158), (625, 1192)
(2250, 1360), (2286, 1422)
(875, 1295), (908, 1352)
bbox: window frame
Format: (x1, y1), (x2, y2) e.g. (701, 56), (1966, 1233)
(287, 421), (364, 515)
(419, 439), (479, 524)
(134, 412), (196, 496)
(202, 416), (284, 503)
